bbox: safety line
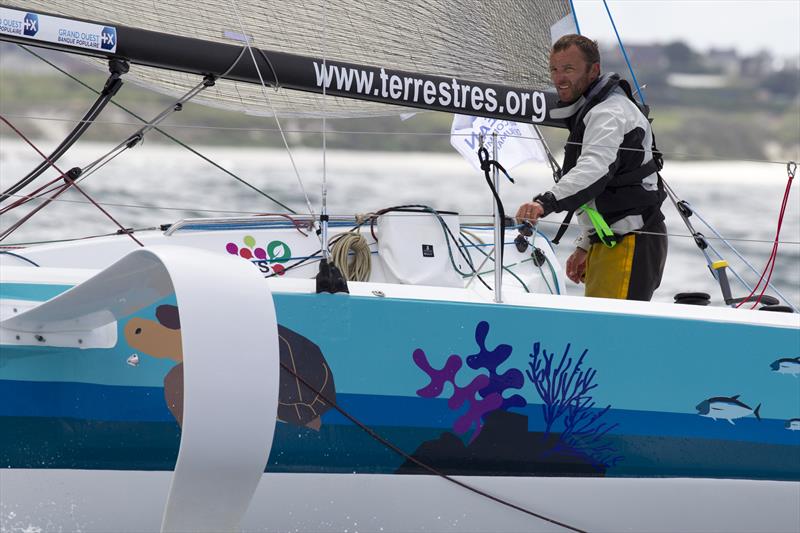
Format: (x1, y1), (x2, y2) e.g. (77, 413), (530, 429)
(0, 115), (144, 246)
(277, 359), (588, 533)
(4, 113), (795, 166)
(17, 45), (296, 213)
(1, 192), (797, 246)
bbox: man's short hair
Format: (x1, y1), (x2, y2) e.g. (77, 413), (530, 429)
(552, 34), (601, 66)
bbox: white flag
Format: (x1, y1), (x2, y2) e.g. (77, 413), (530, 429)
(450, 115), (546, 172)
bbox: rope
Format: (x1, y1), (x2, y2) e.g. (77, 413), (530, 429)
(330, 232), (372, 281)
(17, 46), (295, 213)
(1, 190), (798, 247)
(690, 207), (799, 312)
(230, 1), (321, 238)
(568, 0), (581, 35)
(736, 162), (796, 309)
(459, 230), (530, 292)
(0, 250), (40, 267)
(0, 77), (213, 216)
(0, 115), (144, 247)
(277, 359), (588, 533)
(1, 58), (126, 204)
(602, 0), (646, 104)
(1, 47), (258, 240)
(4, 112), (797, 166)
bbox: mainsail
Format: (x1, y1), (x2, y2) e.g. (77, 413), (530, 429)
(1, 1), (570, 122)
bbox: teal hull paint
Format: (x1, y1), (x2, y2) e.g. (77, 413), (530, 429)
(4, 416), (799, 481)
(0, 282), (73, 301)
(2, 283), (799, 479)
(272, 292), (799, 418)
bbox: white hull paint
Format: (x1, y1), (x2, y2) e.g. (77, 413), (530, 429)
(2, 469), (798, 532)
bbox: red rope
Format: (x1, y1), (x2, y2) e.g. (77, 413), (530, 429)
(736, 162), (795, 309)
(0, 115), (143, 246)
(0, 161), (71, 216)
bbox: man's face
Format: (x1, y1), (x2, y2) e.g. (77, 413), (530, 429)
(549, 45), (600, 104)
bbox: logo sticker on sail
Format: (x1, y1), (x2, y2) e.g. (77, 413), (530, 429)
(22, 13), (38, 36)
(100, 26), (116, 51)
(0, 7), (117, 53)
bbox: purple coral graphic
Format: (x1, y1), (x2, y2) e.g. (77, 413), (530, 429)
(466, 321), (525, 410)
(413, 351), (461, 398)
(413, 321), (525, 442)
(527, 342), (621, 467)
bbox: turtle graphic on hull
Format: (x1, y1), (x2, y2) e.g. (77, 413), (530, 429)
(277, 325), (335, 430)
(124, 305), (336, 430)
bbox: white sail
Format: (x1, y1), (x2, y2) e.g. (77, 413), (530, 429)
(6, 0), (570, 118)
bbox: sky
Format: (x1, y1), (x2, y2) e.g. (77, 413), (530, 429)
(572, 0), (800, 59)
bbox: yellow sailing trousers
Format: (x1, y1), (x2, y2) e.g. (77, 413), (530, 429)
(584, 234), (636, 299)
(583, 221), (668, 301)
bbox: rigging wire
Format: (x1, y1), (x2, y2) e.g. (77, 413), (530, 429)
(735, 162), (796, 310)
(276, 359), (588, 533)
(533, 124), (563, 181)
(689, 206), (798, 311)
(0, 115), (144, 246)
(1, 76), (214, 216)
(601, 0), (646, 104)
(1, 189), (797, 247)
(458, 230), (532, 292)
(568, 0), (581, 35)
(598, 0), (797, 309)
(16, 45), (296, 213)
(4, 112), (795, 166)
(229, 0), (321, 243)
(320, 1), (331, 260)
(1, 48), (255, 240)
(0, 58), (128, 204)
(2, 45), (797, 302)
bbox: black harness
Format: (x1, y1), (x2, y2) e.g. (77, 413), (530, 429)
(552, 74), (664, 246)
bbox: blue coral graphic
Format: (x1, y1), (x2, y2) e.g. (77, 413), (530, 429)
(413, 321), (524, 441)
(465, 321), (526, 410)
(527, 341), (622, 468)
(412, 321), (621, 469)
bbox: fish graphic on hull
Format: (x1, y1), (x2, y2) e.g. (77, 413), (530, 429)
(770, 357), (800, 377)
(696, 395), (762, 425)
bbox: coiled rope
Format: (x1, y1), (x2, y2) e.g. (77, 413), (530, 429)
(330, 231), (372, 281)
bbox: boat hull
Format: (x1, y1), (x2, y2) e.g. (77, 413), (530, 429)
(3, 469), (798, 532)
(1, 245), (798, 530)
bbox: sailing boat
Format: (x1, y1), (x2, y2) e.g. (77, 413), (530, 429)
(1, 1), (798, 532)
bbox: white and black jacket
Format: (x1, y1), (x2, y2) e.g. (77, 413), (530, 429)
(535, 73), (665, 250)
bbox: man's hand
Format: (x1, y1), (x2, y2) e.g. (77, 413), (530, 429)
(515, 201), (545, 225)
(566, 247), (588, 284)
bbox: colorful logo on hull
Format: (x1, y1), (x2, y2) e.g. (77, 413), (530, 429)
(225, 236), (291, 276)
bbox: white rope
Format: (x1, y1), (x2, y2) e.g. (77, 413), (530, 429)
(229, 0), (320, 240)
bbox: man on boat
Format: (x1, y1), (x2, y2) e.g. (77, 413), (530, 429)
(516, 34), (667, 301)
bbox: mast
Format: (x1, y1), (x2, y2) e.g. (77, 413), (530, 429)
(0, 5), (566, 128)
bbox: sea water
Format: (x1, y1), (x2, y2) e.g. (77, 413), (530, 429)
(0, 140), (798, 307)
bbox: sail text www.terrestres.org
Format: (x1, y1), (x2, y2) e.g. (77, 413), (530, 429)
(313, 62), (546, 122)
